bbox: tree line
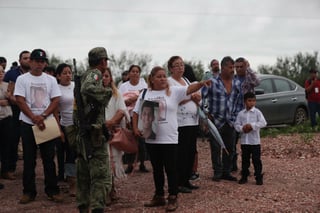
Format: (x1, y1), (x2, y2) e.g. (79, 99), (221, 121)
(47, 51), (319, 86)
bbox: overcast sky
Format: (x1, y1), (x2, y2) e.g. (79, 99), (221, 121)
(1, 0), (319, 74)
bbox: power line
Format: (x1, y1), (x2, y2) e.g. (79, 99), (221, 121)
(1, 5), (320, 21)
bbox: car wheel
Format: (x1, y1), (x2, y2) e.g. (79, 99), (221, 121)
(293, 107), (308, 125)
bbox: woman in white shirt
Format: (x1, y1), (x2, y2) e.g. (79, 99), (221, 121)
(132, 66), (210, 212)
(55, 63), (76, 196)
(167, 56), (200, 193)
(103, 67), (129, 203)
(119, 65), (148, 173)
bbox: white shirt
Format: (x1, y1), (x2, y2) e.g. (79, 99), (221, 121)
(133, 87), (188, 144)
(119, 78), (147, 116)
(14, 72), (61, 124)
(234, 106), (267, 145)
(105, 91), (130, 128)
(58, 82), (74, 127)
(168, 76), (198, 126)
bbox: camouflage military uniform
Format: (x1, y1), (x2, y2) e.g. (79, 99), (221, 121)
(74, 66), (112, 211)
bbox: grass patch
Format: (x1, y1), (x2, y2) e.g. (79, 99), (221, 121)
(261, 120), (317, 138)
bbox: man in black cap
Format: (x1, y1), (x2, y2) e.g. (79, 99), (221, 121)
(14, 48), (63, 204)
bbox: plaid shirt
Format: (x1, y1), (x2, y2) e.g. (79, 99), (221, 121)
(201, 76), (243, 129)
(235, 68), (260, 94)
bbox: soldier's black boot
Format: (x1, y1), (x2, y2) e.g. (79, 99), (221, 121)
(91, 208), (104, 213)
(255, 174), (263, 185)
(78, 205), (89, 213)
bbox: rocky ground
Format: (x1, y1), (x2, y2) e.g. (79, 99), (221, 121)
(1, 133), (320, 213)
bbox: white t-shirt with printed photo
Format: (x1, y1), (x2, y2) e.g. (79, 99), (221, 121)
(133, 86), (189, 144)
(14, 72), (61, 125)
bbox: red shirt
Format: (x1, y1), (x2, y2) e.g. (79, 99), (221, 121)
(305, 78), (320, 102)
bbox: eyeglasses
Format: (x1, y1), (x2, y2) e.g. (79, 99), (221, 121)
(172, 63), (184, 68)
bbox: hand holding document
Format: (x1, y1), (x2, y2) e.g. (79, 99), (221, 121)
(32, 117), (60, 144)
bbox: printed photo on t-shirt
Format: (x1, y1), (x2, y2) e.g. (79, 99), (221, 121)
(30, 84), (47, 109)
(138, 100), (159, 140)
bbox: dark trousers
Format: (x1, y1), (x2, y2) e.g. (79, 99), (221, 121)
(209, 124), (236, 177)
(124, 137), (148, 165)
(241, 144), (262, 177)
(21, 122), (59, 197)
(56, 125), (77, 179)
(146, 143), (178, 196)
(3, 106), (21, 173)
(177, 125), (198, 186)
(0, 117), (12, 173)
(308, 101), (320, 127)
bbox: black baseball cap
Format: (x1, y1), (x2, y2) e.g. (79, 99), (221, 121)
(30, 49), (48, 61)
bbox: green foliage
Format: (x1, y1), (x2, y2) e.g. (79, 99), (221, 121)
(261, 119), (317, 141)
(108, 51), (152, 78)
(257, 52), (320, 86)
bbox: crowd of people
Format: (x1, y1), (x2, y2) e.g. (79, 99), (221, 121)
(3, 47), (317, 212)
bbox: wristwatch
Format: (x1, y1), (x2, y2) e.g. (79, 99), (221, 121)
(41, 113), (48, 119)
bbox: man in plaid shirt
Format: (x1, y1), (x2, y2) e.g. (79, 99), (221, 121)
(201, 56), (243, 182)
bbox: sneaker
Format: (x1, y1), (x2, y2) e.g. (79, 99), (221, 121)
(238, 177), (248, 184)
(178, 186), (192, 193)
(184, 182), (199, 190)
(2, 172), (16, 180)
(139, 164), (149, 173)
(189, 173), (199, 181)
(47, 193), (63, 202)
(221, 175), (237, 181)
(166, 195), (178, 212)
(144, 195), (166, 207)
(20, 194), (35, 204)
(125, 165), (133, 174)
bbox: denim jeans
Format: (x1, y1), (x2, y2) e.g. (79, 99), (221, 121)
(20, 122), (59, 197)
(209, 123), (236, 177)
(308, 101), (320, 127)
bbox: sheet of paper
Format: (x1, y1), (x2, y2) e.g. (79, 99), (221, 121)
(32, 117), (60, 144)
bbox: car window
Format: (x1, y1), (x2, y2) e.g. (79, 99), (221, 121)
(256, 79), (273, 94)
(274, 79), (292, 92)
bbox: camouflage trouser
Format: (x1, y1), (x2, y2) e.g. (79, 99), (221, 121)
(76, 143), (111, 210)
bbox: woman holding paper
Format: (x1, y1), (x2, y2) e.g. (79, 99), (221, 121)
(132, 66), (211, 212)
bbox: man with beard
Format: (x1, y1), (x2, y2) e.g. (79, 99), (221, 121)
(3, 50), (30, 180)
(202, 59), (220, 80)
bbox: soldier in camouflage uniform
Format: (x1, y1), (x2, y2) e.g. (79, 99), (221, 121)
(74, 47), (112, 213)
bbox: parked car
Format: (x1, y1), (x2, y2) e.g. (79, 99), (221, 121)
(254, 74), (308, 126)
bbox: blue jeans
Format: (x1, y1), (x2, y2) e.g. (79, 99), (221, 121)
(209, 123), (236, 177)
(308, 101), (320, 127)
(20, 122), (59, 197)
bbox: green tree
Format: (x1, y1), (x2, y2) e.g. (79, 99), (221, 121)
(108, 51), (152, 79)
(257, 52), (320, 86)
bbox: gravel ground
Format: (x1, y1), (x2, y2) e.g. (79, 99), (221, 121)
(1, 133), (320, 213)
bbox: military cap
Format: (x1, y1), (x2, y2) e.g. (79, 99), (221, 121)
(88, 47), (109, 61)
(30, 49), (48, 61)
